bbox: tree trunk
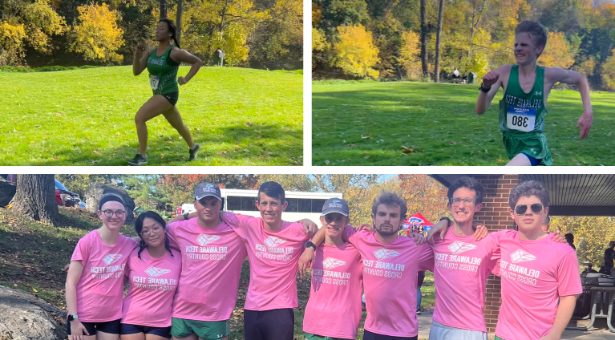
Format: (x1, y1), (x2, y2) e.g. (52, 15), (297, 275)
(420, 0), (428, 78)
(435, 0), (444, 82)
(159, 0), (167, 20)
(176, 0), (184, 47)
(9, 175), (58, 225)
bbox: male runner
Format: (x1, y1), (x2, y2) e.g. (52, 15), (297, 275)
(302, 198), (363, 340)
(476, 20), (593, 166)
(220, 182), (319, 340)
(493, 180), (582, 339)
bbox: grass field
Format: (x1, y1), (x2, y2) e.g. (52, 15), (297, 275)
(0, 67), (303, 166)
(0, 207), (435, 339)
(312, 80), (615, 166)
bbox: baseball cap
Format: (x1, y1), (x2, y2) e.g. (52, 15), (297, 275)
(195, 183), (222, 201)
(321, 198), (349, 217)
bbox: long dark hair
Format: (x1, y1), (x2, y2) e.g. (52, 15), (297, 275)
(159, 19), (180, 49)
(134, 211), (174, 259)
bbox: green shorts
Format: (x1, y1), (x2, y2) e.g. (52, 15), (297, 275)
(304, 333), (349, 340)
(495, 336), (505, 340)
(171, 317), (230, 340)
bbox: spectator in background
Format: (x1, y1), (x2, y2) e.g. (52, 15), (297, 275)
(541, 216), (550, 233)
(604, 241), (615, 273)
(564, 233), (576, 250)
(452, 68), (460, 78)
(417, 271), (425, 315)
(581, 262), (597, 274)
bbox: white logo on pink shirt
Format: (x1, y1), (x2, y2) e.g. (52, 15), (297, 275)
(448, 241), (477, 254)
(197, 234), (221, 246)
(264, 236), (287, 247)
(145, 266), (171, 277)
(322, 257), (347, 270)
(373, 248), (400, 260)
(510, 249), (536, 263)
(102, 254), (122, 265)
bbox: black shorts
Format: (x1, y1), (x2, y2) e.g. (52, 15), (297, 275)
(66, 319), (121, 335)
(244, 308), (294, 340)
(160, 92), (179, 106)
(120, 323), (171, 337)
(363, 330), (418, 340)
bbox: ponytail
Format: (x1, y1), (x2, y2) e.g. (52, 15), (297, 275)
(160, 19), (180, 49)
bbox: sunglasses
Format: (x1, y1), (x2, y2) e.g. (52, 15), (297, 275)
(515, 204), (543, 215)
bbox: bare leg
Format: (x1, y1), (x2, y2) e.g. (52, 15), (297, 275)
(96, 331), (121, 340)
(162, 106), (195, 149)
(145, 333), (172, 340)
(506, 153), (533, 166)
(120, 333), (145, 340)
(135, 95), (174, 155)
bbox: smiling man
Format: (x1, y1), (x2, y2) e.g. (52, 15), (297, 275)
(221, 181), (319, 340)
(475, 20), (593, 166)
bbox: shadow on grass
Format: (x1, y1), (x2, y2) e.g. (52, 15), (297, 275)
(313, 83), (615, 166)
(32, 122), (302, 166)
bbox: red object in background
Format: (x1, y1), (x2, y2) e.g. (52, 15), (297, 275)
(402, 212), (435, 233)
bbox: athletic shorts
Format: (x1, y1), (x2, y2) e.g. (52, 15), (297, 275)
(171, 317), (230, 340)
(521, 152), (541, 166)
(428, 321), (487, 340)
(363, 330), (418, 340)
(244, 308), (294, 340)
(66, 319), (121, 335)
(120, 323), (171, 337)
(495, 336), (505, 340)
(304, 332), (351, 340)
(160, 92), (179, 106)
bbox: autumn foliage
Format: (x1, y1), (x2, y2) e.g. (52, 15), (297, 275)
(333, 25), (380, 79)
(69, 3), (124, 63)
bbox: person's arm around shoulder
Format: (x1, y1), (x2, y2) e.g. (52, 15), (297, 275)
(65, 261), (89, 339)
(476, 64), (510, 114)
(170, 48), (203, 85)
(545, 67), (593, 140)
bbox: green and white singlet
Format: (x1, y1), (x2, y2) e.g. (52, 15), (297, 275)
(146, 45), (179, 96)
(498, 65), (553, 166)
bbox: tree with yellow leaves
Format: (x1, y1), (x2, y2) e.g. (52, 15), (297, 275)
(551, 216), (615, 268)
(333, 25), (380, 79)
(601, 49), (615, 91)
(538, 32), (575, 69)
(398, 30), (421, 79)
(69, 3), (124, 64)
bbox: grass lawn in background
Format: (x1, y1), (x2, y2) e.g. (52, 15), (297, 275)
(312, 80), (615, 166)
(0, 67), (303, 166)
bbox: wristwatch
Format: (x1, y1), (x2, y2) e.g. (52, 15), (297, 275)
(479, 85), (491, 93)
(67, 314), (78, 322)
(305, 241), (316, 251)
(183, 213), (190, 220)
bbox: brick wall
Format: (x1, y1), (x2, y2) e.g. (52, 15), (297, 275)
(472, 174), (519, 332)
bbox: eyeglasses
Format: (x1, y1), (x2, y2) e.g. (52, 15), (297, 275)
(515, 204), (543, 215)
(140, 226), (163, 238)
(102, 210), (126, 218)
(450, 197), (475, 205)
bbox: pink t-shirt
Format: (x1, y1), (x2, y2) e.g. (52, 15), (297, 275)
(494, 230), (583, 340)
(71, 230), (137, 322)
(122, 248), (181, 326)
(303, 242), (363, 339)
(430, 227), (499, 332)
(347, 230), (434, 337)
(166, 218), (247, 321)
(223, 212), (310, 311)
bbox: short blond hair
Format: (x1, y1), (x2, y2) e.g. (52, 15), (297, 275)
(515, 21), (548, 56)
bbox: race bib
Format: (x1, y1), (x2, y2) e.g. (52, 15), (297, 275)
(149, 75), (160, 90)
(506, 106), (536, 132)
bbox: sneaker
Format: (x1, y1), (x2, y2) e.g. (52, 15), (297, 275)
(189, 143), (200, 161)
(416, 309), (421, 315)
(128, 153), (147, 166)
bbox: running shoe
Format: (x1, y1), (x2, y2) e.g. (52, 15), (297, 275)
(128, 153), (147, 166)
(416, 309), (421, 315)
(189, 143), (200, 161)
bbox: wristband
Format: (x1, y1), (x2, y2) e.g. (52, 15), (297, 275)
(183, 213), (190, 220)
(68, 314), (78, 321)
(305, 241), (317, 251)
(439, 217), (452, 228)
(479, 85), (491, 93)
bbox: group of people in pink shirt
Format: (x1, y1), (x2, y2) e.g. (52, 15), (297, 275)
(65, 177), (581, 340)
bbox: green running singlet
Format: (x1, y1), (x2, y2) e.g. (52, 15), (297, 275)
(498, 65), (553, 166)
(146, 45), (179, 96)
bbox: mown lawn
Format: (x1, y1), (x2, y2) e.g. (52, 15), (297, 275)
(312, 80), (615, 166)
(0, 67), (303, 166)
